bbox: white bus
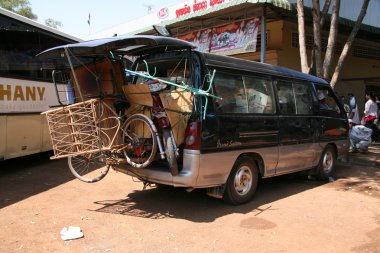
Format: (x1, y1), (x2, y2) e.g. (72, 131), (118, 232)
(0, 8), (80, 161)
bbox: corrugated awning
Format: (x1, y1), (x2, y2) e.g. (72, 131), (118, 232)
(127, 0), (380, 38)
(163, 0), (291, 26)
(127, 0), (291, 36)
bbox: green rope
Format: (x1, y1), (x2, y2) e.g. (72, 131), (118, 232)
(126, 68), (220, 120)
(125, 69), (221, 100)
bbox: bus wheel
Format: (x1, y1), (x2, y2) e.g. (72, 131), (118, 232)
(316, 145), (336, 180)
(223, 157), (258, 205)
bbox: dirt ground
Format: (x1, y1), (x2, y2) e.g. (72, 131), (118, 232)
(1, 152), (380, 253)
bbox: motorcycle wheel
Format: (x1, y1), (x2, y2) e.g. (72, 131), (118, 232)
(163, 129), (179, 176)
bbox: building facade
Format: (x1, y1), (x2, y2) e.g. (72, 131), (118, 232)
(89, 0), (380, 113)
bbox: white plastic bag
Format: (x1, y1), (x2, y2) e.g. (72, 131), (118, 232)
(60, 226), (84, 241)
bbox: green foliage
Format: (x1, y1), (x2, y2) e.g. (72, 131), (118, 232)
(45, 18), (62, 29)
(0, 0), (37, 20)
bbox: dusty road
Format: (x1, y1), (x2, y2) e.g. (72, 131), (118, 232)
(1, 152), (380, 253)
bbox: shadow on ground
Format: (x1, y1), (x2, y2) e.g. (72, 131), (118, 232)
(0, 152), (75, 209)
(330, 162), (380, 199)
(92, 174), (326, 222)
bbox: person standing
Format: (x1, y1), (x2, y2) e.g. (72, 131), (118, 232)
(340, 95), (350, 119)
(348, 93), (360, 125)
(363, 91), (378, 141)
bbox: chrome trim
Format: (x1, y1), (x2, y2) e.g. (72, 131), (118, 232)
(196, 146), (279, 186)
(239, 131), (279, 138)
(276, 143), (320, 175)
(122, 149), (201, 187)
(120, 139), (349, 189)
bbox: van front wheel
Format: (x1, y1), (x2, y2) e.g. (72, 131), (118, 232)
(223, 157), (258, 205)
(317, 145), (336, 180)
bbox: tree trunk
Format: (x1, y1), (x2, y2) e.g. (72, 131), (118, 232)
(322, 0), (340, 81)
(330, 0), (370, 88)
(320, 0), (332, 27)
(308, 0), (331, 75)
(312, 0), (323, 77)
(297, 0), (310, 73)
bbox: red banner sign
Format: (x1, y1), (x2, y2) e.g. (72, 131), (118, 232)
(177, 29), (212, 53)
(177, 18), (260, 55)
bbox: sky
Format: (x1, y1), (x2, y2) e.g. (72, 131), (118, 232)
(28, 0), (184, 39)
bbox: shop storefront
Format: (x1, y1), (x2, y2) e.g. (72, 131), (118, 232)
(90, 0), (380, 112)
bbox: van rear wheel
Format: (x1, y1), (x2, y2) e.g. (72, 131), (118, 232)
(223, 157), (258, 205)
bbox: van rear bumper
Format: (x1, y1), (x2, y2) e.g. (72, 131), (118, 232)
(121, 149), (201, 187)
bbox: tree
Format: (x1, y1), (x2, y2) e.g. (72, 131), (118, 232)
(0, 0), (37, 20)
(297, 0), (370, 88)
(45, 18), (62, 29)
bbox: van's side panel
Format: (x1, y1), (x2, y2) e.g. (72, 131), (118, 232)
(276, 115), (319, 174)
(200, 114), (279, 180)
(196, 145), (279, 186)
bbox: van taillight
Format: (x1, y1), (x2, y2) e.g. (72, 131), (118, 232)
(184, 121), (200, 150)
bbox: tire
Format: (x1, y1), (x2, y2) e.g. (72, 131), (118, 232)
(68, 152), (110, 183)
(163, 128), (179, 176)
(155, 183), (173, 191)
(223, 157), (258, 205)
(316, 145), (336, 180)
(122, 114), (158, 168)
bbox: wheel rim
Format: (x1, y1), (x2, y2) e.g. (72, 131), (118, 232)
(123, 116), (156, 168)
(322, 150), (334, 174)
(234, 165), (253, 196)
(69, 152), (109, 182)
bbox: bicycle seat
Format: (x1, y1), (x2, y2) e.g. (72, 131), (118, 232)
(113, 94), (130, 114)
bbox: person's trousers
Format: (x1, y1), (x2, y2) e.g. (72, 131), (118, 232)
(365, 119), (377, 141)
(350, 135), (371, 151)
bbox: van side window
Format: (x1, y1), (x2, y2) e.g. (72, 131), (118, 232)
(213, 72), (246, 113)
(276, 81), (296, 114)
(243, 76), (275, 114)
(213, 72), (276, 114)
(276, 81), (312, 115)
(293, 82), (312, 114)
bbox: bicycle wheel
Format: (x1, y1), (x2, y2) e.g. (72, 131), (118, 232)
(163, 129), (179, 176)
(122, 114), (158, 168)
(68, 151), (110, 183)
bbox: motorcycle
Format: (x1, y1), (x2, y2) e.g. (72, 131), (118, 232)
(148, 82), (179, 176)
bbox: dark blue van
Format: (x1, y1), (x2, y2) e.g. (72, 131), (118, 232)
(38, 36), (349, 205)
(124, 37), (349, 205)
